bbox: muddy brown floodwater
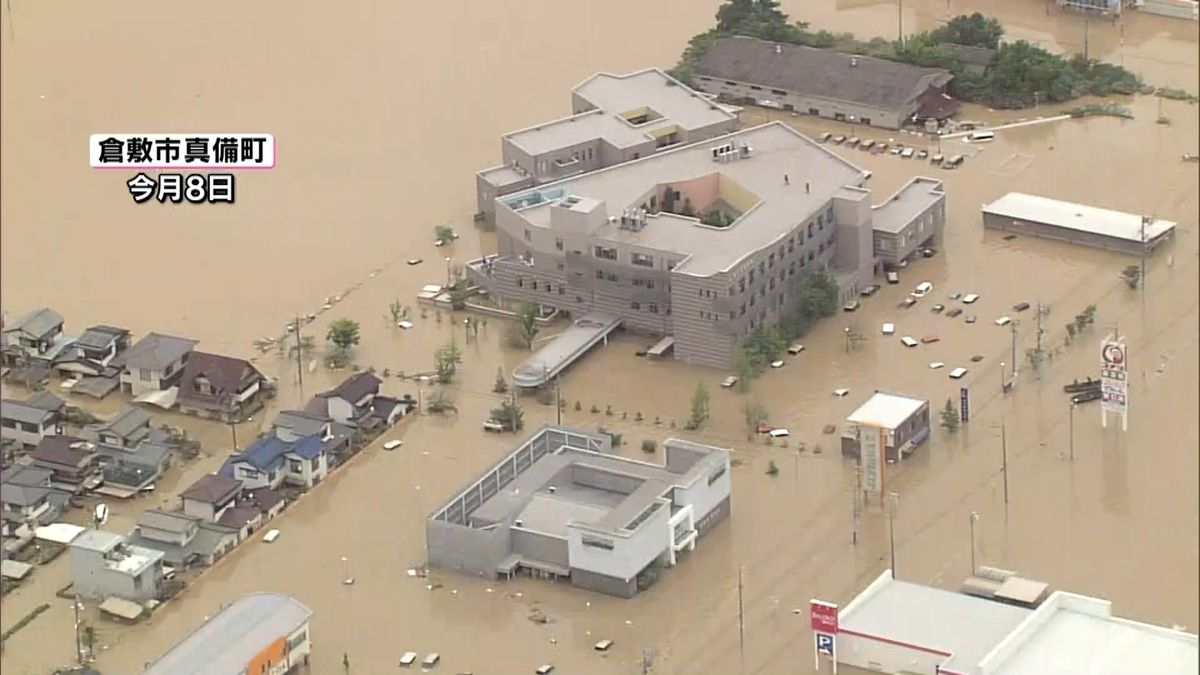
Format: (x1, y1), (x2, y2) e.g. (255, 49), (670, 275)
(1, 0), (1196, 673)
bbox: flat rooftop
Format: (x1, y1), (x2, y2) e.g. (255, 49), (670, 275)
(142, 593), (312, 675)
(982, 192), (1177, 243)
(511, 122), (866, 276)
(504, 68), (735, 156)
(840, 572), (1032, 673)
(872, 177), (945, 234)
(453, 427), (726, 539)
(980, 592), (1199, 675)
(846, 392), (928, 430)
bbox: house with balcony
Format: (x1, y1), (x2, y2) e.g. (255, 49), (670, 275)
(97, 440), (174, 495)
(129, 509), (239, 568)
(81, 406), (164, 450)
(69, 529), (165, 603)
(1, 391), (66, 448)
(219, 432), (332, 492)
(475, 68), (741, 224)
(116, 332), (197, 399)
(30, 435), (102, 491)
(176, 351), (269, 422)
(470, 122), (946, 368)
(1, 466), (71, 533)
(54, 325), (131, 378)
(180, 473), (244, 522)
(1, 307), (71, 367)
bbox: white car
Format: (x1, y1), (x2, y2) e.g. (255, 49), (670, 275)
(383, 440), (403, 450)
(881, 323), (895, 335)
(833, 388), (850, 397)
(995, 316), (1012, 326)
(397, 320), (414, 330)
(912, 281), (933, 298)
(963, 293), (980, 304)
(929, 362), (945, 369)
(950, 367), (969, 379)
(770, 360), (785, 368)
(901, 336), (919, 348)
(768, 428), (790, 438)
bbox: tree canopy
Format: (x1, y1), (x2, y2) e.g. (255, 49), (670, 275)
(930, 13), (1004, 50)
(326, 319), (361, 351)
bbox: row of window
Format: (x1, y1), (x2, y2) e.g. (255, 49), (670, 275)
(630, 301), (664, 314)
(591, 245), (678, 270)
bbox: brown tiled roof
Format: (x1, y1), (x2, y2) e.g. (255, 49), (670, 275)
(181, 473), (243, 504)
(217, 505), (261, 529)
(30, 435), (94, 467)
(321, 371), (381, 404)
(178, 352), (263, 407)
(242, 487), (284, 514)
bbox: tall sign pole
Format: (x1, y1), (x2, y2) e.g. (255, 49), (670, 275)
(811, 599), (839, 674)
(1100, 337), (1129, 431)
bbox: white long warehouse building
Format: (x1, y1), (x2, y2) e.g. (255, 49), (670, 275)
(981, 192), (1177, 256)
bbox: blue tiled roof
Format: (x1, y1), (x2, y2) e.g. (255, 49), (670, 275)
(227, 432), (328, 470)
(291, 435), (327, 460)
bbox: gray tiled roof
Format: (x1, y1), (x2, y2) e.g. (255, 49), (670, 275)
(119, 332), (197, 370)
(25, 391), (66, 412)
(3, 308), (64, 339)
(75, 325), (129, 350)
(1, 400), (53, 425)
(105, 407), (152, 440)
(696, 37), (953, 110)
(1, 481), (51, 507)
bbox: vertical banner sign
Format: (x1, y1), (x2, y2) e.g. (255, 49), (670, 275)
(1100, 339), (1128, 432)
(859, 425), (884, 502)
(960, 387), (970, 423)
(810, 599), (839, 673)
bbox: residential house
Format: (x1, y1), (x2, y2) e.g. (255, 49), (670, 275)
(305, 371), (407, 431)
(69, 529), (165, 603)
(271, 409), (354, 464)
(176, 351), (269, 422)
(1, 466), (71, 532)
(1, 391), (66, 448)
(116, 332), (197, 398)
(180, 473), (243, 522)
(217, 487), (285, 541)
(97, 440), (174, 493)
(1, 307), (68, 366)
(219, 432), (332, 491)
(54, 325), (131, 377)
(81, 406), (163, 450)
(129, 509), (238, 567)
(30, 435), (102, 491)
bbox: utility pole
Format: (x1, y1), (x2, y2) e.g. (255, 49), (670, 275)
(898, 0), (905, 49)
(294, 313), (305, 402)
(1141, 215), (1151, 302)
(1001, 423), (1009, 506)
(852, 465), (862, 545)
(888, 492), (899, 577)
(737, 566), (746, 673)
(555, 376), (562, 425)
(229, 419), (239, 452)
(1083, 10), (1090, 60)
(1035, 301), (1046, 355)
(73, 595), (84, 665)
(1010, 320), (1019, 378)
(969, 511), (980, 575)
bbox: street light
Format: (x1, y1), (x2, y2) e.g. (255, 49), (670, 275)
(969, 511), (980, 574)
(999, 361), (1006, 393)
(1069, 400), (1077, 461)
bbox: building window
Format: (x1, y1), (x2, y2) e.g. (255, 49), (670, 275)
(517, 277), (524, 287)
(524, 229), (531, 242)
(861, 117), (871, 126)
(749, 85), (762, 91)
(555, 238), (563, 251)
(139, 369), (153, 381)
(595, 270), (604, 280)
(594, 246), (618, 261)
(606, 272), (618, 282)
(582, 535), (615, 550)
(771, 89), (787, 96)
(631, 252), (654, 268)
(631, 301), (641, 310)
(648, 303), (658, 314)
(808, 108), (819, 115)
(558, 285), (565, 295)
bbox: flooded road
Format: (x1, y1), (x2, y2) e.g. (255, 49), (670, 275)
(1, 0), (1196, 673)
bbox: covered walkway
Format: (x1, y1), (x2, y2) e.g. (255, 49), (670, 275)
(512, 313), (621, 388)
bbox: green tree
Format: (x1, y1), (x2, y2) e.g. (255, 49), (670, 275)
(326, 318), (361, 352)
(490, 398), (524, 432)
(688, 383), (711, 430)
(427, 389), (457, 414)
(434, 339), (462, 383)
(517, 302), (541, 350)
(389, 299), (403, 324)
(735, 350), (754, 392)
(931, 12), (1004, 49)
(434, 224), (456, 243)
(743, 400), (769, 440)
(940, 398), (961, 430)
(493, 367), (509, 393)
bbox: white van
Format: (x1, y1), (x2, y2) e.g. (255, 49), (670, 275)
(967, 130), (995, 142)
(886, 271), (900, 285)
(900, 147), (915, 159)
(900, 336), (919, 348)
